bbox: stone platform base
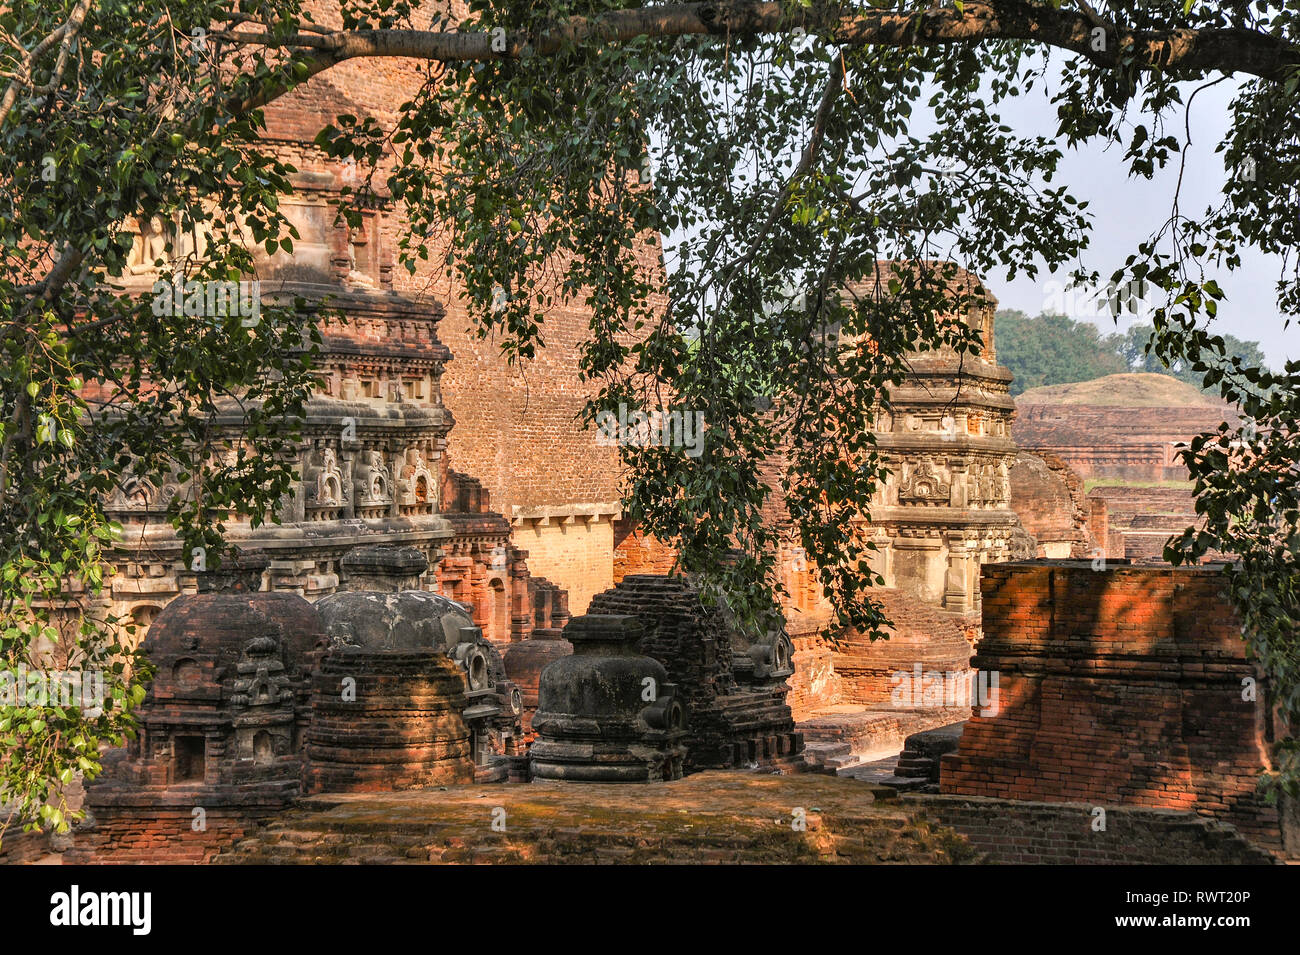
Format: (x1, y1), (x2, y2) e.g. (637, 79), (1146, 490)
(213, 773), (973, 864)
(40, 771), (1280, 865)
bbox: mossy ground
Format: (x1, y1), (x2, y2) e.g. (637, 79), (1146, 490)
(216, 771), (983, 864)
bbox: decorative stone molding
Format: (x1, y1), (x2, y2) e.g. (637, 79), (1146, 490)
(510, 502), (623, 528)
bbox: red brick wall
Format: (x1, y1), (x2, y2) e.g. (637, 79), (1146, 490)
(1086, 485), (1202, 563)
(832, 590), (972, 705)
(909, 794), (1278, 864)
(612, 519), (678, 582)
(0, 827), (52, 864)
(64, 807), (276, 864)
(787, 637), (843, 719)
(258, 13), (643, 516)
(942, 561), (1286, 853)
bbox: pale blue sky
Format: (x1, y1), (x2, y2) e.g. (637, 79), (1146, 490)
(987, 79), (1300, 369)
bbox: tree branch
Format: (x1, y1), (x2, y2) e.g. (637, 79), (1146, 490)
(227, 1), (1300, 89)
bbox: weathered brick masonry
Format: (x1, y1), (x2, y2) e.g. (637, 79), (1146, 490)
(942, 561), (1289, 855)
(248, 0), (647, 616)
(1086, 484), (1202, 562)
(1007, 451), (1092, 559)
(907, 794), (1277, 865)
(1014, 401), (1235, 482)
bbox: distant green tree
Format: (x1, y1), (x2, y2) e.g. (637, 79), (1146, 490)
(1116, 323), (1271, 388)
(993, 309), (1128, 395)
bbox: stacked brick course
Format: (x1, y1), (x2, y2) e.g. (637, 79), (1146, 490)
(304, 649), (474, 793)
(909, 794), (1277, 865)
(832, 589), (974, 705)
(1086, 484), (1202, 562)
(1014, 401), (1235, 482)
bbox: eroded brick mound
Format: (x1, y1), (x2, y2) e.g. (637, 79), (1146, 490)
(1008, 451), (1091, 558)
(1014, 374), (1236, 482)
(942, 561), (1289, 856)
(304, 648), (473, 793)
(585, 575), (802, 771)
(833, 589), (974, 706)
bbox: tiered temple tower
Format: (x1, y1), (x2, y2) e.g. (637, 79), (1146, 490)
(101, 180), (564, 647)
(859, 268), (1026, 622)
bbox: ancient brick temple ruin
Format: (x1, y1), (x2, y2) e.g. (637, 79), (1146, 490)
(530, 614), (688, 782)
(608, 271), (1124, 772)
(65, 557), (325, 863)
(70, 546), (537, 860)
(99, 2), (619, 641)
(102, 202), (571, 649)
(90, 0), (1053, 789)
(852, 270), (1028, 618)
(1013, 372), (1239, 483)
(729, 271), (1038, 763)
(20, 0), (1298, 867)
(1012, 373), (1238, 563)
(934, 560), (1298, 860)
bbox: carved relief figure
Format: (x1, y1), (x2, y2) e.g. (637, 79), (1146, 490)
(397, 447), (434, 506)
(128, 216), (170, 274)
(979, 464), (996, 503)
(346, 222), (377, 288)
(357, 449), (392, 505)
(315, 447), (344, 506)
(996, 461), (1011, 502)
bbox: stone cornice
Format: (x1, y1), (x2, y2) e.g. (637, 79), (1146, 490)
(510, 502), (623, 527)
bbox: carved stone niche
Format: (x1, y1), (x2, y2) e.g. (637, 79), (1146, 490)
(947, 462), (969, 508)
(127, 215), (171, 274)
(900, 460), (951, 505)
(354, 448), (394, 508)
(396, 446), (435, 507)
(308, 446), (346, 508)
(978, 464), (996, 505)
(231, 633), (298, 764)
(258, 192), (336, 285)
